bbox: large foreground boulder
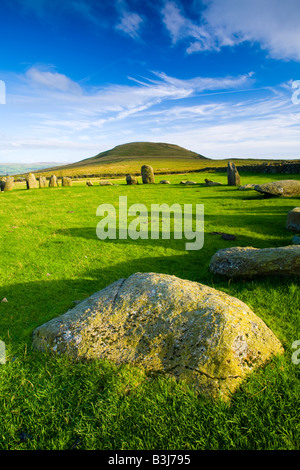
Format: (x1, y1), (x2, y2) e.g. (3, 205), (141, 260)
(254, 180), (300, 197)
(141, 165), (155, 184)
(210, 245), (300, 278)
(287, 207), (300, 231)
(32, 272), (283, 401)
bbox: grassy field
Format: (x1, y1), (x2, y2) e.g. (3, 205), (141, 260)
(0, 171), (299, 450)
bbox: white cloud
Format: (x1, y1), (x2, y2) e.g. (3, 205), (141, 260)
(1, 67), (299, 163)
(115, 11), (144, 39)
(162, 0), (300, 61)
(25, 67), (82, 94)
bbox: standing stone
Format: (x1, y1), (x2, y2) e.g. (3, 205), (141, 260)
(62, 177), (73, 187)
(39, 176), (47, 188)
(141, 165), (155, 184)
(49, 175), (58, 187)
(32, 272), (284, 402)
(126, 174), (138, 185)
(3, 176), (14, 191)
(0, 179), (5, 191)
(86, 180), (93, 186)
(26, 173), (38, 189)
(227, 162), (241, 186)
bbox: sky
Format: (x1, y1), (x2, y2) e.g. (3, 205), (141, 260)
(0, 0), (300, 164)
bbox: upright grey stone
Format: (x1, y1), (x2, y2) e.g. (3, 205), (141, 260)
(26, 173), (38, 189)
(287, 207), (300, 231)
(62, 176), (72, 187)
(39, 176), (47, 188)
(49, 175), (58, 187)
(141, 165), (155, 184)
(227, 162), (241, 186)
(3, 176), (14, 191)
(126, 174), (138, 185)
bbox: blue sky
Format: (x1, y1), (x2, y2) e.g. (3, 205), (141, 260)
(0, 0), (300, 163)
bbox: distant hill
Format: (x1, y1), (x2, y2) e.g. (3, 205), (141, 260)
(0, 162), (62, 176)
(31, 142), (210, 177)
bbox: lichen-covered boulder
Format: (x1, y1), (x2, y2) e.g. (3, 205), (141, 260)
(26, 173), (38, 189)
(32, 272), (284, 401)
(141, 165), (155, 184)
(287, 207), (300, 231)
(210, 245), (300, 278)
(254, 180), (300, 197)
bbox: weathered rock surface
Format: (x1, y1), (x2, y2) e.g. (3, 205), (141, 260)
(287, 207), (300, 231)
(210, 245), (300, 278)
(32, 272), (284, 401)
(62, 177), (72, 187)
(3, 176), (14, 191)
(238, 184), (256, 191)
(39, 176), (47, 188)
(180, 180), (197, 185)
(254, 180), (300, 197)
(141, 165), (155, 184)
(204, 179), (222, 187)
(26, 173), (38, 189)
(227, 162), (241, 186)
(126, 174), (138, 185)
(49, 175), (58, 187)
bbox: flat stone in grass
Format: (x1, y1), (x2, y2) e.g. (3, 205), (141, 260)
(141, 165), (155, 184)
(254, 180), (300, 197)
(287, 207), (300, 231)
(210, 245), (300, 278)
(49, 175), (58, 187)
(238, 184), (256, 191)
(159, 180), (170, 184)
(99, 180), (113, 186)
(205, 179), (222, 186)
(26, 173), (38, 189)
(32, 272), (284, 401)
(86, 180), (93, 186)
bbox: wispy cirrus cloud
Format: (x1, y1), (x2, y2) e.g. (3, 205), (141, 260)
(1, 65), (299, 162)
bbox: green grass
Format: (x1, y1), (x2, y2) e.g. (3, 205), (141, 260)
(0, 171), (299, 450)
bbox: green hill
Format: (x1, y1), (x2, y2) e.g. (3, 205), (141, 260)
(31, 142), (211, 178)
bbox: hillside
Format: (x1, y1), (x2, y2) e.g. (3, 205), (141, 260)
(29, 142), (212, 178)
